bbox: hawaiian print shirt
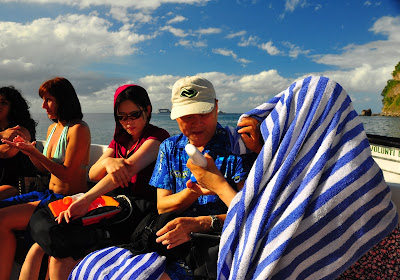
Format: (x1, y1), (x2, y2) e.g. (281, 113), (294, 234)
(149, 123), (251, 217)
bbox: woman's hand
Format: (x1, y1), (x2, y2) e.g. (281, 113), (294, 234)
(0, 126), (26, 142)
(237, 117), (263, 154)
(102, 157), (133, 188)
(1, 135), (36, 155)
(55, 196), (91, 224)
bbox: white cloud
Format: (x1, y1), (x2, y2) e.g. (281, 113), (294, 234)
(259, 41), (280, 55)
(197, 27), (222, 35)
(212, 48), (251, 65)
(226, 30), (246, 39)
(160, 25), (189, 37)
(370, 16), (400, 40)
(282, 42), (310, 58)
(167, 15), (187, 24)
(284, 0), (301, 12)
(238, 35), (258, 47)
(313, 16), (400, 69)
(0, 13), (158, 112)
(0, 14), (156, 68)
(176, 39), (207, 48)
(0, 0), (212, 10)
(364, 1), (381, 7)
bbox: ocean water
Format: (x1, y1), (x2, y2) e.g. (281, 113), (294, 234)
(32, 113), (244, 145)
(32, 113), (400, 146)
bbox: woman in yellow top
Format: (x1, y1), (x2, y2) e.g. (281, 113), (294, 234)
(0, 77), (91, 280)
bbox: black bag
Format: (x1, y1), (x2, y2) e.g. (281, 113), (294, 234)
(122, 211), (191, 260)
(189, 232), (220, 280)
(29, 196), (155, 260)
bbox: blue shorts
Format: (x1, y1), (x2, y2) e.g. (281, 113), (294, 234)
(0, 189), (65, 209)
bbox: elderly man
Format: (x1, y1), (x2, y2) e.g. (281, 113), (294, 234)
(152, 76), (259, 246)
(69, 76), (260, 280)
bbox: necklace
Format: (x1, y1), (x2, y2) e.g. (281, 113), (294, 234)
(118, 138), (141, 159)
(128, 139), (140, 155)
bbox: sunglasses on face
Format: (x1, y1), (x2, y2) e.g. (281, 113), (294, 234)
(117, 110), (144, 122)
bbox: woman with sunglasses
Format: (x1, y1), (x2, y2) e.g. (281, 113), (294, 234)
(20, 84), (170, 280)
(0, 77), (91, 280)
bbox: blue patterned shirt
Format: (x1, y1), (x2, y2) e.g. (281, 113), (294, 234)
(149, 123), (251, 217)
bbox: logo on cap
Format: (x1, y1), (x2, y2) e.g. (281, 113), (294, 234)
(180, 88), (198, 98)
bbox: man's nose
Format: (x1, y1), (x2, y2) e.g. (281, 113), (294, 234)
(191, 115), (203, 125)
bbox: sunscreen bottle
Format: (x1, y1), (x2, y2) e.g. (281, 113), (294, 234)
(185, 144), (207, 183)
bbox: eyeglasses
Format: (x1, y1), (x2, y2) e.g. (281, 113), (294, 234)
(117, 110), (143, 122)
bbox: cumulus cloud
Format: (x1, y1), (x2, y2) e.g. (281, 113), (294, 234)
(282, 42), (310, 58)
(167, 15), (187, 24)
(284, 0), (302, 12)
(259, 41), (280, 55)
(0, 14), (156, 67)
(238, 35), (258, 47)
(176, 39), (207, 48)
(0, 13), (158, 112)
(226, 30), (246, 39)
(160, 25), (189, 37)
(212, 48), (251, 65)
(197, 27), (222, 35)
(0, 0), (213, 10)
(313, 16), (400, 69)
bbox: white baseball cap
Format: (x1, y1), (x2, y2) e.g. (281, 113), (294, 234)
(170, 76), (216, 120)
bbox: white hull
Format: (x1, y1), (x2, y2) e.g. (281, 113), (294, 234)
(368, 134), (400, 220)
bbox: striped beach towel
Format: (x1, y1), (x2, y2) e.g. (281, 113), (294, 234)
(70, 76), (397, 280)
(219, 75), (398, 279)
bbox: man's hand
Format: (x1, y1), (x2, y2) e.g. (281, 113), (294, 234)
(186, 180), (215, 196)
(187, 154), (240, 207)
(237, 117), (263, 154)
(156, 217), (204, 249)
(186, 154), (227, 195)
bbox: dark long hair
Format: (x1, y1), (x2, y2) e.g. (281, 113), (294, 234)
(39, 77), (83, 122)
(0, 86), (37, 140)
(114, 85), (152, 123)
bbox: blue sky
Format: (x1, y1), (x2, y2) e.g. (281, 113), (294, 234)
(0, 0), (399, 114)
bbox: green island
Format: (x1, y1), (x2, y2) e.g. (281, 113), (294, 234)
(381, 61), (400, 116)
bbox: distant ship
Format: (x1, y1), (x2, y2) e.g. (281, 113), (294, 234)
(158, 108), (171, 114)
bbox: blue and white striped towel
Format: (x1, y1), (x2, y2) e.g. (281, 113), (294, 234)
(219, 75), (398, 279)
(70, 76), (397, 280)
